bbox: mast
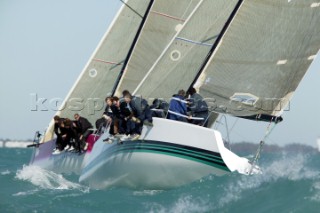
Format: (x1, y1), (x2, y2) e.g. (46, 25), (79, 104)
(188, 0), (244, 92)
(111, 0), (155, 96)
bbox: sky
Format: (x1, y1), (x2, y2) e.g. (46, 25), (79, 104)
(0, 0), (319, 147)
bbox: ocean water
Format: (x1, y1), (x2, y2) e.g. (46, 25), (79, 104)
(0, 147), (319, 213)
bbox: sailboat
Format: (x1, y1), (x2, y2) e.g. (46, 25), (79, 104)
(317, 138), (320, 152)
(30, 0), (320, 190)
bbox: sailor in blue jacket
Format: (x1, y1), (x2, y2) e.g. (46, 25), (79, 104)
(168, 89), (188, 122)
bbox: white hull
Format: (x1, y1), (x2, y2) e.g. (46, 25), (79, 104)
(80, 118), (254, 189)
(81, 148), (228, 189)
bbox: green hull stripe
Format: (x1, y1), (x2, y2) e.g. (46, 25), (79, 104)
(83, 140), (231, 175)
(115, 149), (230, 172)
(115, 144), (225, 164)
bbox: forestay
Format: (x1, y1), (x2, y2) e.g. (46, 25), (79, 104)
(115, 0), (204, 97)
(196, 0), (320, 120)
(43, 0), (150, 141)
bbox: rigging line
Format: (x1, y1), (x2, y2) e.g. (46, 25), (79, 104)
(202, 111), (213, 127)
(261, 118), (276, 143)
(119, 0), (143, 18)
(221, 115), (231, 150)
(111, 0), (155, 96)
(187, 0), (245, 92)
(228, 117), (239, 134)
(249, 120), (277, 174)
(225, 117), (239, 150)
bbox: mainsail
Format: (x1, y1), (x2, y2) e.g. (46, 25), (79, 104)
(195, 0), (320, 121)
(131, 0), (239, 101)
(114, 0), (204, 97)
(43, 0), (150, 141)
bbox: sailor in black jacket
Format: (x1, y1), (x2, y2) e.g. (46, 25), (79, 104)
(53, 115), (66, 151)
(73, 113), (93, 152)
(186, 88), (209, 127)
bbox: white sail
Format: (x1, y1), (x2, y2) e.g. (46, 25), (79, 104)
(128, 0), (239, 101)
(43, 0), (150, 141)
(196, 0), (320, 120)
(317, 138), (320, 152)
(114, 0), (204, 97)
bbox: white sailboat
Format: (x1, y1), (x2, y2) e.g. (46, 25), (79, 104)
(30, 0), (320, 190)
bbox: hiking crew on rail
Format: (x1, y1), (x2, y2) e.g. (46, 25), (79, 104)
(52, 88), (210, 152)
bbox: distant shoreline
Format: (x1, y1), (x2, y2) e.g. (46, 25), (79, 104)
(0, 140), (33, 148)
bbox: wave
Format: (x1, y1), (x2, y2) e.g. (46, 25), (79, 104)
(142, 152), (320, 213)
(15, 165), (89, 192)
(9, 151), (319, 212)
(133, 190), (164, 196)
(311, 181), (320, 202)
(145, 195), (211, 213)
(1, 169), (11, 175)
(217, 152), (320, 208)
(12, 189), (39, 197)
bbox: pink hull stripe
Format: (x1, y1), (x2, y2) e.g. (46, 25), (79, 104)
(86, 134), (100, 153)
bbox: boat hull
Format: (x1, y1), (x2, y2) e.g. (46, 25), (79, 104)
(80, 118), (253, 189)
(80, 140), (230, 189)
